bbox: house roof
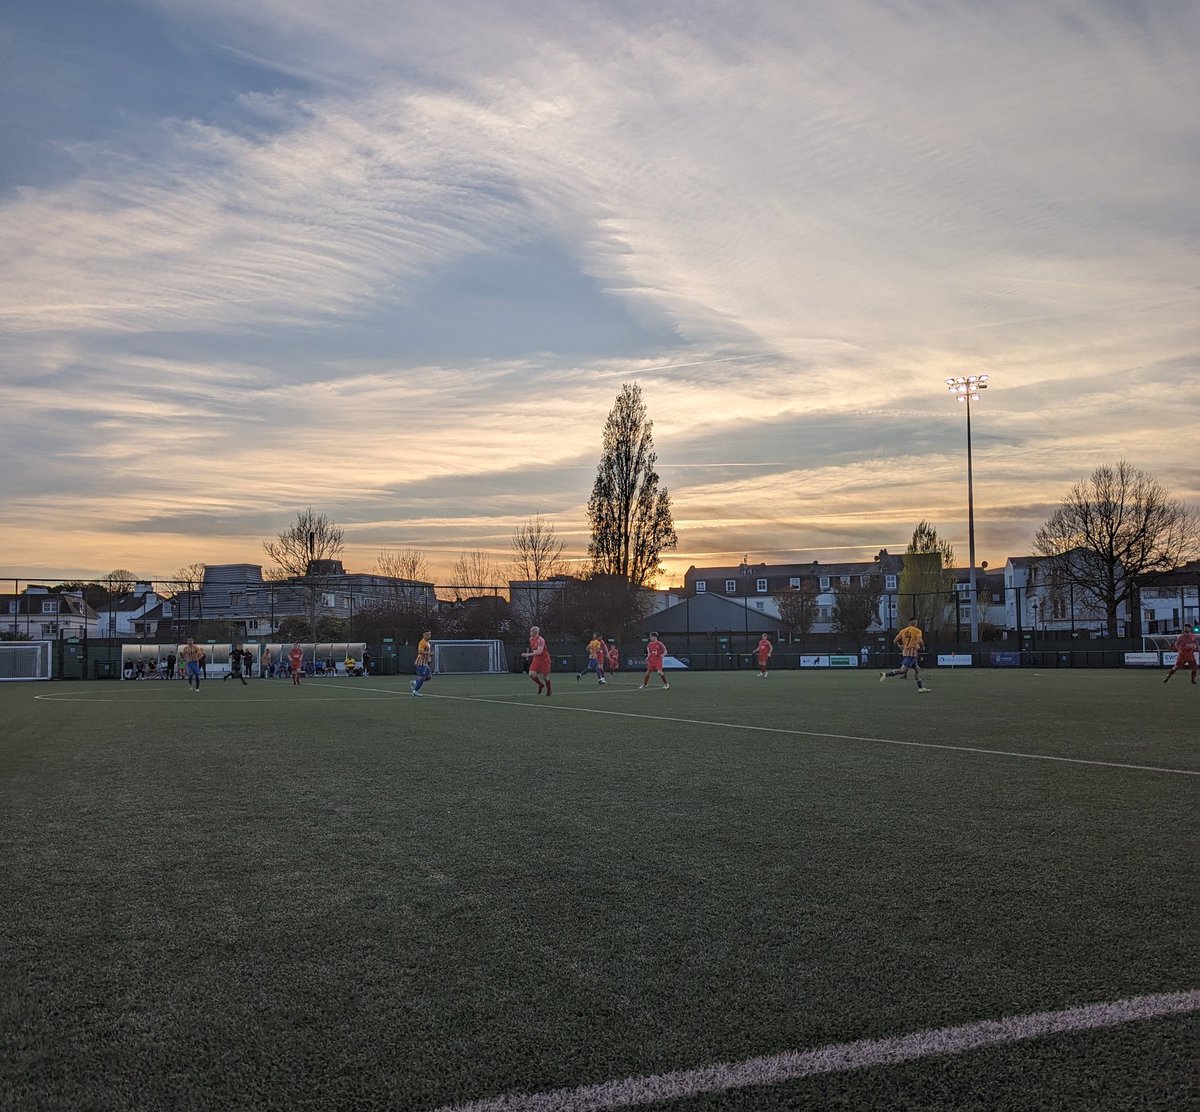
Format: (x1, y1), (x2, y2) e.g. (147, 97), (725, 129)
(631, 591), (786, 634)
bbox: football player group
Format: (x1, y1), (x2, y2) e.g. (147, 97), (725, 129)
(522, 627), (670, 697)
(409, 623), (1198, 701)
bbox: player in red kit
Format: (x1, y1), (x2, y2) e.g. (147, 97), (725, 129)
(755, 634), (773, 677)
(1163, 629), (1198, 685)
(288, 643), (304, 685)
(640, 633), (669, 690)
(522, 625), (553, 696)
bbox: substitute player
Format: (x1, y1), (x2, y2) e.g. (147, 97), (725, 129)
(755, 634), (773, 677)
(412, 630), (433, 696)
(577, 632), (607, 685)
(1163, 629), (1198, 685)
(640, 632), (670, 690)
(523, 625), (552, 696)
(881, 618), (930, 693)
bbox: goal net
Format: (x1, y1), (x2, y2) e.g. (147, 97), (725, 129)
(431, 639), (506, 674)
(0, 641), (53, 681)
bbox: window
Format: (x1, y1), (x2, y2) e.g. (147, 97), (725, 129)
(756, 578), (768, 593)
(840, 576), (851, 586)
(725, 580), (737, 594)
(788, 577), (801, 589)
(41, 623), (55, 636)
(1051, 598), (1067, 620)
(819, 576), (830, 590)
(695, 581), (707, 593)
(42, 600), (59, 614)
(816, 606), (832, 621)
(754, 601), (765, 611)
(885, 575), (897, 590)
(7, 601), (17, 614)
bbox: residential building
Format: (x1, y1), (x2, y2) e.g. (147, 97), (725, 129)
(1137, 560), (1200, 634)
(170, 562), (437, 638)
(94, 582), (175, 640)
(0, 586), (100, 639)
(1005, 554), (1128, 637)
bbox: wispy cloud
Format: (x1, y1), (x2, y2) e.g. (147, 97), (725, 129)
(0, 0), (1196, 582)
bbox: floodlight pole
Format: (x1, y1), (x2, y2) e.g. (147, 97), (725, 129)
(945, 374), (990, 645)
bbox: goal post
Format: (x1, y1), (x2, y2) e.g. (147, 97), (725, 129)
(0, 641), (53, 681)
(430, 639), (506, 675)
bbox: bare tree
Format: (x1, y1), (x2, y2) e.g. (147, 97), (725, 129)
(263, 509), (346, 638)
(374, 549), (431, 583)
(508, 515), (569, 629)
(171, 562), (207, 590)
(102, 569), (138, 596)
(371, 548), (433, 611)
(1034, 459), (1200, 636)
(587, 383), (677, 588)
(449, 550), (503, 603)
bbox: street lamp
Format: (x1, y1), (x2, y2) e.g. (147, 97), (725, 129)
(945, 373), (989, 645)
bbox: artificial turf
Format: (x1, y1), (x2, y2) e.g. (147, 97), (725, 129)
(2, 668), (1196, 1110)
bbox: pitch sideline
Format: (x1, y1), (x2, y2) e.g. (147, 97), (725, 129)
(432, 989), (1199, 1111)
(407, 689), (1200, 777)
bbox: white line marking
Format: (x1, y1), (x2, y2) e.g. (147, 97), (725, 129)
(417, 692), (1200, 777)
(432, 989), (1199, 1112)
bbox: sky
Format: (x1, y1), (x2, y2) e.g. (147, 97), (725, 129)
(2, 0), (1198, 588)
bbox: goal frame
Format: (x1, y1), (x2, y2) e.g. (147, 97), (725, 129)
(430, 639), (507, 675)
(0, 640), (53, 681)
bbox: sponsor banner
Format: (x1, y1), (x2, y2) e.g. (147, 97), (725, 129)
(989, 651), (1021, 667)
(829, 655), (858, 668)
(800, 655), (829, 668)
(628, 655), (690, 670)
(937, 654), (973, 667)
(1123, 652), (1160, 667)
(1162, 652), (1178, 666)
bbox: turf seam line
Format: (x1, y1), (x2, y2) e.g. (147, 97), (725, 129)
(416, 692), (1200, 777)
(432, 989), (1200, 1112)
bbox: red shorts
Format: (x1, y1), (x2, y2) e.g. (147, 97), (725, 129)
(646, 659), (663, 672)
(757, 654), (770, 667)
(1176, 651), (1196, 667)
(530, 653), (551, 673)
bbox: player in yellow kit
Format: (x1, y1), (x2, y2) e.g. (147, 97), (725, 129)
(880, 618), (930, 693)
(577, 633), (607, 685)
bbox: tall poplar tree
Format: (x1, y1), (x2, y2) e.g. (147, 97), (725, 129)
(899, 520), (956, 633)
(586, 383), (677, 588)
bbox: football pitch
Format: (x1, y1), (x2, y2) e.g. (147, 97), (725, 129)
(3, 668), (1196, 1111)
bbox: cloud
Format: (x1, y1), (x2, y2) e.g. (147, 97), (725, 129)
(0, 0), (1197, 584)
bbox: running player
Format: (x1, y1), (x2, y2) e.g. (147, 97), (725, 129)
(1163, 629), (1198, 685)
(412, 630), (433, 696)
(222, 644), (247, 685)
(522, 625), (552, 696)
(755, 634), (773, 677)
(288, 643), (304, 685)
(180, 637), (203, 692)
(578, 632), (607, 684)
(640, 632), (669, 690)
(881, 618), (930, 693)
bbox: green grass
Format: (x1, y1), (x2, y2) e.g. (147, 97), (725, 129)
(2, 668), (1196, 1111)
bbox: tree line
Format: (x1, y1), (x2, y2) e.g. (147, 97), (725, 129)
(29, 387), (1198, 647)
